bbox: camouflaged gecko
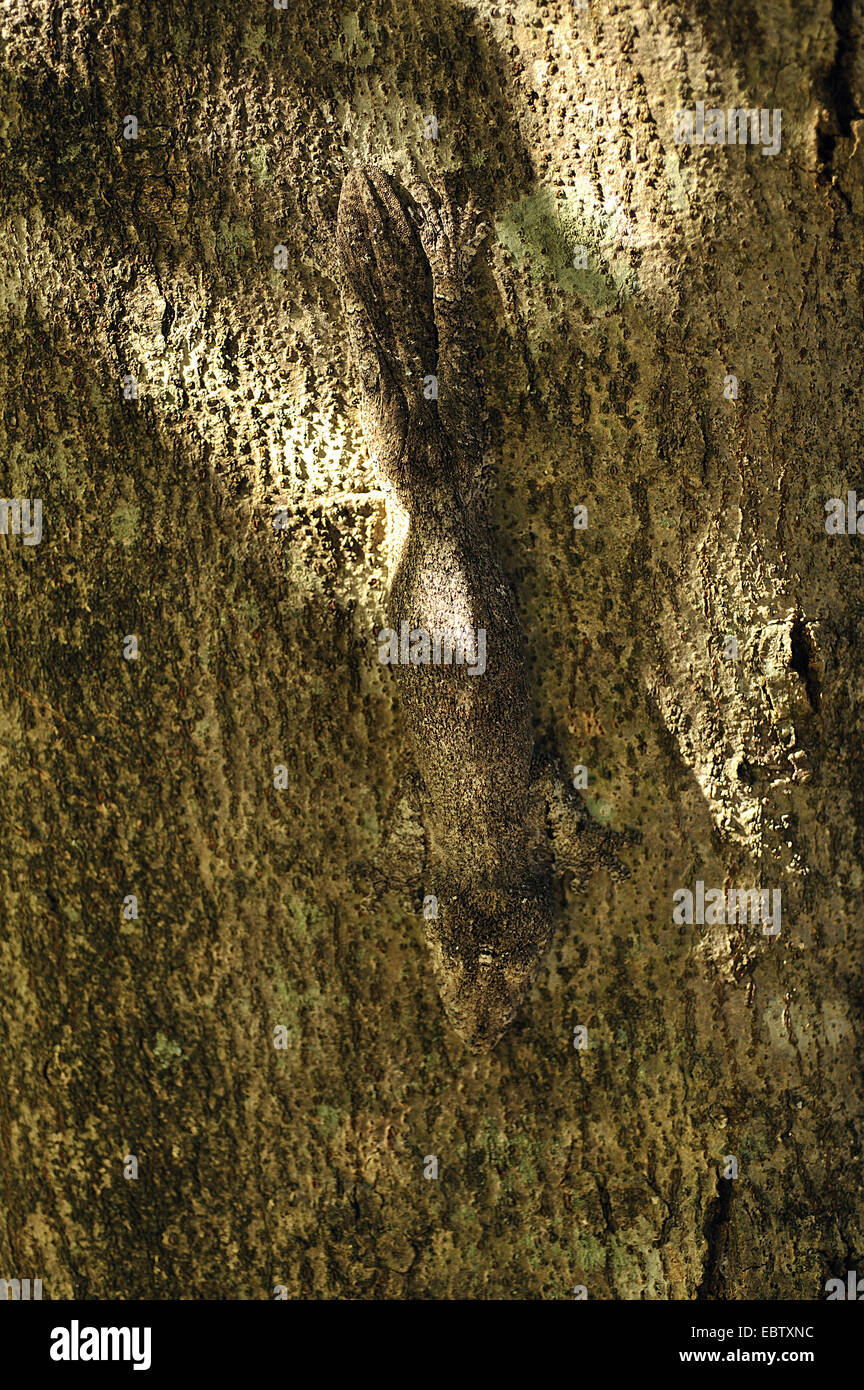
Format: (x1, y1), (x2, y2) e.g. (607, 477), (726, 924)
(336, 167), (638, 1051)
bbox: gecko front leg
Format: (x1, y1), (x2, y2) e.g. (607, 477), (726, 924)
(410, 180), (492, 512)
(532, 755), (641, 887)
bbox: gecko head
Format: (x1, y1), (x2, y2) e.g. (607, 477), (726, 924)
(426, 880), (553, 1052)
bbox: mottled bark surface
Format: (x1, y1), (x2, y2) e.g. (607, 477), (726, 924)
(1, 0), (862, 1299)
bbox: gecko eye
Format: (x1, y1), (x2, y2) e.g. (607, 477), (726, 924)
(478, 945), (494, 966)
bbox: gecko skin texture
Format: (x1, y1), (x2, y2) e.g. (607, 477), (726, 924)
(336, 166), (637, 1052)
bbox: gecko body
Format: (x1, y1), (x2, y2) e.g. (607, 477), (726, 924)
(336, 167), (635, 1050)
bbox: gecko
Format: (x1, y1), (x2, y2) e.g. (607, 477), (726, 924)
(335, 166), (638, 1052)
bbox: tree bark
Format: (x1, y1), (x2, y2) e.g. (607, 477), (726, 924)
(1, 0), (862, 1299)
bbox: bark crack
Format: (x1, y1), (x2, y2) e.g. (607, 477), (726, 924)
(696, 1174), (734, 1300)
(818, 0), (863, 173)
(789, 616), (821, 712)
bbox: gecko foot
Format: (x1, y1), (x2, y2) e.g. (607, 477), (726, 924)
(408, 180), (490, 288)
(536, 757), (641, 886)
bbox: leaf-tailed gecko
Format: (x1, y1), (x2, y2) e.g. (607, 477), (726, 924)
(335, 166), (638, 1051)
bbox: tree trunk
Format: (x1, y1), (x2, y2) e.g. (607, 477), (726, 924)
(1, 0), (862, 1299)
